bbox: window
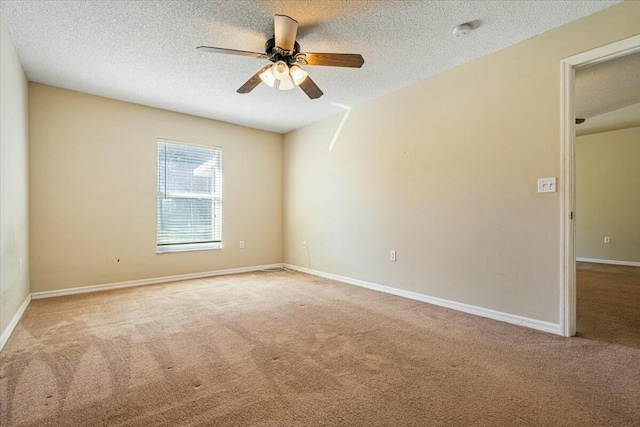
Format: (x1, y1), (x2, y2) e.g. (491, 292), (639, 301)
(157, 140), (222, 252)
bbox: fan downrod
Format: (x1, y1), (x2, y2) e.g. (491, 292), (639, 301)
(265, 37), (301, 64)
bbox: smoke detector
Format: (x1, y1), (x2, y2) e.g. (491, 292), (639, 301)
(453, 23), (473, 38)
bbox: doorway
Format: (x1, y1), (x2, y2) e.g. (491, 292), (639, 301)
(560, 35), (640, 339)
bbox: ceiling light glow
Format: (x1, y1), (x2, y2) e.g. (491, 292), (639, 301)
(259, 67), (276, 87)
(289, 65), (308, 86)
(272, 61), (290, 81)
(277, 75), (295, 90)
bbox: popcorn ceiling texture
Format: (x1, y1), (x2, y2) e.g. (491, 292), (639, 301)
(0, 0), (621, 133)
(576, 52), (640, 119)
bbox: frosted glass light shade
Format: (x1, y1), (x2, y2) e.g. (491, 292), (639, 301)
(259, 67), (276, 87)
(272, 61), (290, 81)
(289, 65), (308, 86)
(277, 75), (295, 90)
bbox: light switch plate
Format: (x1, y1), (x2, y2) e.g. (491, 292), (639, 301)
(537, 177), (556, 193)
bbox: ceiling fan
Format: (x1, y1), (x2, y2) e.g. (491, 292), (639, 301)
(197, 15), (364, 99)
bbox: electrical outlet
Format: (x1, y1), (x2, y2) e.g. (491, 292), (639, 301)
(18, 259), (22, 274)
(303, 241), (307, 249)
(239, 241), (245, 249)
(604, 236), (611, 244)
(390, 250), (397, 262)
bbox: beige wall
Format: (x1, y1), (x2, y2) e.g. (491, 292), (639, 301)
(1, 18), (30, 339)
(29, 84), (283, 293)
(283, 1), (640, 325)
(576, 127), (640, 262)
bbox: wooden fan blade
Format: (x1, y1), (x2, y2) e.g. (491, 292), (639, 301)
(576, 118), (586, 124)
(298, 76), (323, 99)
(296, 52), (364, 68)
(197, 46), (268, 59)
(237, 65), (272, 94)
(274, 15), (298, 51)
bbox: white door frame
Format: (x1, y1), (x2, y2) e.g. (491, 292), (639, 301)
(559, 35), (640, 337)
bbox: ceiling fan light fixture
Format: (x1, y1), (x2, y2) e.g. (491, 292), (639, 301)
(272, 60), (290, 81)
(197, 14), (363, 99)
(289, 65), (309, 86)
(277, 75), (295, 90)
(259, 67), (276, 87)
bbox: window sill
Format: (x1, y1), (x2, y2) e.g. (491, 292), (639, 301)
(156, 242), (222, 253)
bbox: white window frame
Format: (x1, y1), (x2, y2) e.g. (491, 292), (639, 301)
(156, 138), (223, 253)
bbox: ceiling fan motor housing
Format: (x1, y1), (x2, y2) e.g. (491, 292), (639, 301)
(265, 37), (301, 63)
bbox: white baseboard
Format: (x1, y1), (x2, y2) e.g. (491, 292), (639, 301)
(576, 257), (640, 267)
(6, 262), (561, 353)
(0, 294), (32, 352)
(31, 263), (284, 300)
(284, 264), (562, 336)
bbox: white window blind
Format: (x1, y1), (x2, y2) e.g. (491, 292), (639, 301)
(157, 140), (222, 251)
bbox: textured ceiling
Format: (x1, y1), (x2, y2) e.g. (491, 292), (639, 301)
(0, 0), (621, 133)
(576, 52), (640, 119)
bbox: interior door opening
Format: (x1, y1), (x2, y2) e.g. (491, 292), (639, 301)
(560, 35), (640, 336)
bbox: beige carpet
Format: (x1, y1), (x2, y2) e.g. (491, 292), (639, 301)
(1, 271), (639, 426)
(577, 262), (640, 348)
